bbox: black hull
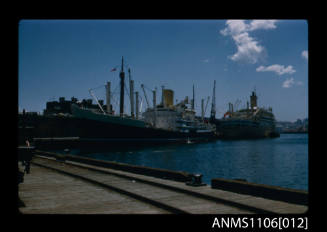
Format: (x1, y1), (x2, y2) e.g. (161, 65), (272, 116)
(32, 116), (216, 148)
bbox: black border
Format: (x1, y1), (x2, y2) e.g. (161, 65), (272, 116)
(9, 2), (327, 231)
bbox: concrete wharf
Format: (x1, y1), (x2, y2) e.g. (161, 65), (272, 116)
(18, 151), (308, 214)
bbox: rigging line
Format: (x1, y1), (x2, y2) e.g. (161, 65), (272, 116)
(142, 84), (154, 92)
(124, 84), (130, 99)
(133, 79), (155, 92)
(111, 83), (121, 96)
(111, 64), (120, 70)
(111, 96), (119, 112)
(124, 63), (130, 70)
(89, 84), (105, 91)
(109, 84), (119, 102)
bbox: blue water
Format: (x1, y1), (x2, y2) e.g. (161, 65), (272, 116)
(62, 134), (308, 191)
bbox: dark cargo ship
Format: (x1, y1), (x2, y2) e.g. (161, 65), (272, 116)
(32, 57), (216, 148)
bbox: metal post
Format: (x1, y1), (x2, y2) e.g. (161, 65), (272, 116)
(201, 98), (204, 121)
(130, 79), (134, 118)
(119, 57), (125, 117)
(192, 84), (195, 110)
(153, 88), (157, 127)
(161, 85), (165, 107)
(135, 91), (139, 119)
(153, 88), (156, 109)
(106, 82), (111, 114)
(210, 80), (216, 121)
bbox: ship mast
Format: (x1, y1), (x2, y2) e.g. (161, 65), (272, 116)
(106, 82), (111, 114)
(135, 91), (139, 119)
(119, 56), (125, 117)
(210, 80), (216, 121)
(192, 84), (195, 110)
(128, 68), (135, 118)
(201, 98), (204, 121)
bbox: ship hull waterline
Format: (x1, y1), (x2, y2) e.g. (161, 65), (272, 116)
(215, 119), (279, 140)
(33, 116), (217, 149)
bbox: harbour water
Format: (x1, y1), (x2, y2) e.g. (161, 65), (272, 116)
(57, 133), (308, 191)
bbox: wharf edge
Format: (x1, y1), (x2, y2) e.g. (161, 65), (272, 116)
(18, 150), (308, 214)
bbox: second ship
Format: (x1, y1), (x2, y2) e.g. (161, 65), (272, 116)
(33, 57), (217, 148)
(213, 90), (280, 139)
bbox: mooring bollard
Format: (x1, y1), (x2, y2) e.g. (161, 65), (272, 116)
(193, 174), (203, 185)
(186, 173), (206, 187)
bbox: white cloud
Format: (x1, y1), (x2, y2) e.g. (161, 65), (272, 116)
(301, 50), (308, 60)
(220, 20), (248, 36)
(282, 77), (295, 88)
(248, 20), (278, 31)
(282, 77), (303, 88)
(220, 20), (278, 64)
(256, 64), (296, 75)
(203, 59), (209, 63)
(229, 32), (265, 63)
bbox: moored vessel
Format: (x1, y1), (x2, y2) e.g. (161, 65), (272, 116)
(214, 91), (280, 139)
(33, 57), (217, 148)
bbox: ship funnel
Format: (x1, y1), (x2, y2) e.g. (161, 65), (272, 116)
(163, 89), (174, 108)
(250, 91), (257, 110)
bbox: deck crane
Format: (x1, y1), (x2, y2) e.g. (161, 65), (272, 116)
(204, 96), (210, 115)
(141, 84), (150, 108)
(89, 88), (106, 115)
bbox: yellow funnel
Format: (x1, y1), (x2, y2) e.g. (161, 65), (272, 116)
(163, 89), (174, 107)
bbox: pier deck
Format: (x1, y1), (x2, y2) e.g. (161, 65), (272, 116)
(18, 155), (307, 214)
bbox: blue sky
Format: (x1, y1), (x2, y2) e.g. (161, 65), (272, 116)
(18, 20), (308, 121)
